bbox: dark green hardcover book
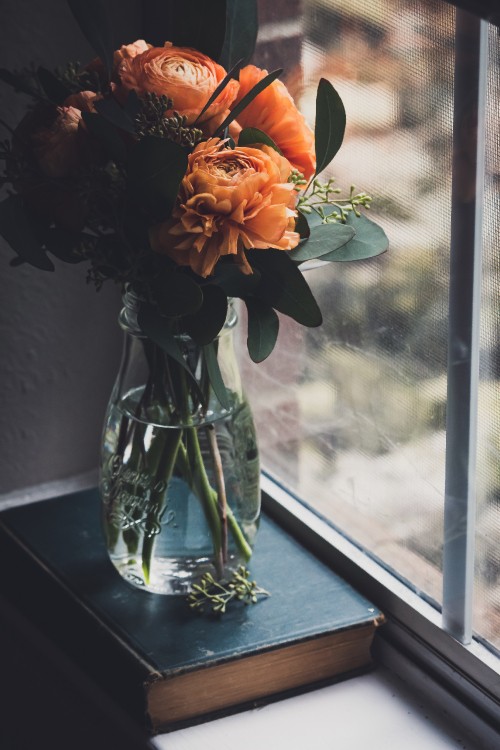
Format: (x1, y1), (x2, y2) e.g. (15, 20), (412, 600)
(0, 489), (384, 734)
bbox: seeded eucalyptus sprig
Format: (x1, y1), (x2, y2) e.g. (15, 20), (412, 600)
(298, 177), (373, 224)
(187, 566), (270, 614)
(135, 92), (204, 147)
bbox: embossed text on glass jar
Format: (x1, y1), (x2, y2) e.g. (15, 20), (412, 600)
(99, 291), (260, 594)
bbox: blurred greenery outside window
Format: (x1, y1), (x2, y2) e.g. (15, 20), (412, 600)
(242, 0), (500, 657)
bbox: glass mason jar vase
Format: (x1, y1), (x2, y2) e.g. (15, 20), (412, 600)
(99, 290), (260, 595)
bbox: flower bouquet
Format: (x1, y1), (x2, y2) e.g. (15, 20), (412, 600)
(0, 0), (388, 598)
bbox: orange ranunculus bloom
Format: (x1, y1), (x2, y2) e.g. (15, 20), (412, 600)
(150, 138), (299, 278)
(113, 39), (151, 69)
(117, 42), (239, 134)
(232, 65), (316, 180)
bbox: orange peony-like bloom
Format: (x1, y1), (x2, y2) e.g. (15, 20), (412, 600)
(117, 42), (239, 134)
(150, 138), (299, 278)
(232, 65), (316, 180)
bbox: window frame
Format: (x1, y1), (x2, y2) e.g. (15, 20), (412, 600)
(262, 474), (500, 740)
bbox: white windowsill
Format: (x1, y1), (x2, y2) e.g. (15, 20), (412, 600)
(154, 667), (484, 750)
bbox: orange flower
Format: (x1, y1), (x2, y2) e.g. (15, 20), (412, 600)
(63, 90), (100, 113)
(117, 42), (239, 134)
(232, 65), (316, 180)
(113, 39), (151, 69)
(31, 105), (84, 179)
(150, 138), (299, 278)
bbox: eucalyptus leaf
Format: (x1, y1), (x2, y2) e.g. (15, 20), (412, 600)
(203, 341), (230, 410)
(289, 222), (354, 262)
(124, 90), (142, 121)
(238, 128), (282, 153)
(151, 271), (203, 317)
(315, 78), (346, 177)
(82, 112), (127, 163)
(138, 303), (205, 401)
(37, 67), (71, 105)
(245, 297), (279, 363)
(184, 285), (228, 345)
(211, 262), (262, 297)
(127, 137), (188, 221)
(220, 0), (258, 69)
(295, 211), (310, 240)
(320, 212), (389, 262)
(67, 0), (113, 77)
(247, 249), (322, 327)
(141, 1), (226, 62)
(94, 97), (136, 134)
(0, 196), (54, 271)
(215, 68), (283, 136)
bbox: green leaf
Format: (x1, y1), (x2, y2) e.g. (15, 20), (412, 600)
(82, 112), (127, 163)
(184, 285), (228, 345)
(289, 222), (354, 262)
(141, 1), (226, 62)
(215, 68), (283, 136)
(0, 196), (54, 271)
(138, 303), (205, 400)
(314, 78), (346, 177)
(151, 271), (203, 317)
(245, 297), (279, 363)
(220, 0), (258, 69)
(203, 341), (230, 410)
(127, 137), (188, 221)
(320, 213), (389, 262)
(238, 127), (282, 154)
(247, 249), (322, 328)
(37, 67), (71, 105)
(194, 58), (243, 125)
(68, 0), (115, 76)
(94, 97), (136, 134)
(211, 262), (261, 297)
(67, 0), (113, 77)
(295, 211), (310, 240)
(124, 90), (142, 121)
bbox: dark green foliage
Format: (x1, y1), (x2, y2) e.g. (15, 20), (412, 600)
(247, 249), (322, 328)
(314, 78), (346, 177)
(245, 297), (280, 363)
(220, 0), (258, 69)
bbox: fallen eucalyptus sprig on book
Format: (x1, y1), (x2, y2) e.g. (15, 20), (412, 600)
(187, 566), (270, 614)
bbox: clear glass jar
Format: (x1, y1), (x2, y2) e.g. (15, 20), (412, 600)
(99, 290), (260, 595)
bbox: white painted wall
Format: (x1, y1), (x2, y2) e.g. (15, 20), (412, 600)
(0, 0), (140, 499)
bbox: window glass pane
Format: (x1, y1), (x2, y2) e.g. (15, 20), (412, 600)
(475, 23), (500, 653)
(246, 0), (500, 652)
(243, 0), (456, 607)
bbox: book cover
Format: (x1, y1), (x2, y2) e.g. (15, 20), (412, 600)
(0, 488), (384, 734)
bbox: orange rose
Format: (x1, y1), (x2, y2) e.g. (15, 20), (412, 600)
(117, 42), (239, 134)
(150, 138), (299, 278)
(232, 65), (316, 180)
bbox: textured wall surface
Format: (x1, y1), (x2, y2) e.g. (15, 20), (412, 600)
(0, 0), (140, 499)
